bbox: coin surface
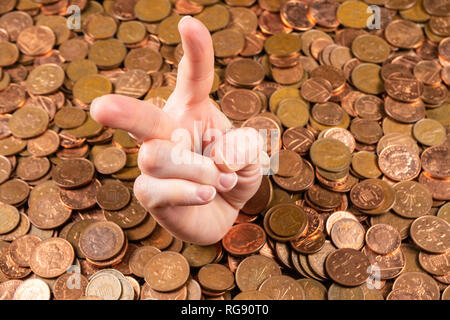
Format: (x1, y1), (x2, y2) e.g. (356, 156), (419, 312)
(366, 224), (401, 255)
(325, 248), (370, 286)
(410, 216), (450, 254)
(144, 251), (190, 292)
(13, 279), (50, 300)
(259, 275), (305, 300)
(29, 238), (74, 278)
(79, 221), (125, 261)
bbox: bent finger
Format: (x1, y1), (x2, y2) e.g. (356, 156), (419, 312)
(134, 174), (216, 209)
(138, 139), (238, 192)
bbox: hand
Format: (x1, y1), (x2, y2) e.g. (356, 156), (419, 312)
(90, 17), (264, 245)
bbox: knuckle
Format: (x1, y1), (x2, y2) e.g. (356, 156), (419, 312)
(138, 140), (166, 173)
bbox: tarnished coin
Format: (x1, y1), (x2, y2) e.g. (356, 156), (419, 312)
(310, 138), (351, 173)
(392, 181), (433, 218)
(104, 197), (147, 229)
(94, 146), (126, 175)
(421, 145), (450, 179)
(79, 221), (125, 261)
(144, 251), (190, 292)
(0, 203), (20, 235)
(325, 248), (370, 287)
(392, 272), (440, 300)
(350, 180), (384, 210)
(26, 63), (64, 95)
(9, 235), (41, 267)
(53, 273), (89, 300)
(366, 224), (401, 255)
(9, 107), (49, 139)
(258, 275), (304, 300)
(96, 180), (131, 211)
(52, 158), (95, 189)
(418, 251), (450, 276)
(328, 283), (364, 300)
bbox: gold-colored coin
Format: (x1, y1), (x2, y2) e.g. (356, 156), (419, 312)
(157, 14), (183, 45)
(310, 138), (351, 173)
(399, 0), (430, 22)
(352, 34), (390, 63)
(351, 151), (382, 179)
(84, 13), (117, 40)
(134, 0), (171, 23)
(276, 98), (309, 128)
(73, 74), (112, 104)
(336, 1), (371, 29)
(116, 21), (147, 45)
(65, 114), (103, 138)
(54, 107), (87, 130)
(0, 42), (19, 67)
(9, 107), (49, 139)
(413, 119), (446, 146)
(212, 29), (245, 58)
(351, 63), (384, 94)
(26, 64), (65, 95)
(66, 59), (98, 82)
(195, 4), (230, 32)
(35, 15), (70, 45)
(269, 87), (302, 114)
(88, 39), (127, 69)
(264, 33), (301, 57)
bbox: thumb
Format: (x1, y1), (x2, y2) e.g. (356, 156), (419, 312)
(172, 16), (214, 106)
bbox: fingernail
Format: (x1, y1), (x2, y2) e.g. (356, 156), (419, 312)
(198, 186), (216, 202)
(219, 172), (238, 190)
(179, 15), (192, 24)
(90, 97), (100, 110)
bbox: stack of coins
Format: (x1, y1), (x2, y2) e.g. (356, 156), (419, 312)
(0, 0), (449, 301)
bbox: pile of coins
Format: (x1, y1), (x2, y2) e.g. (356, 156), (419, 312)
(0, 0), (449, 300)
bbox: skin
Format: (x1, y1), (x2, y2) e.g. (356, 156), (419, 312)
(90, 17), (263, 245)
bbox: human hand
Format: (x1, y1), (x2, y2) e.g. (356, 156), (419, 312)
(90, 17), (264, 245)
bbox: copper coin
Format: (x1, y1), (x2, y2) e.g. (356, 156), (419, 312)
(350, 180), (384, 210)
(421, 145), (450, 179)
(0, 251), (31, 279)
(290, 232), (326, 255)
(0, 178), (29, 206)
(124, 213), (157, 241)
(362, 246), (405, 280)
(222, 223), (266, 256)
(27, 180), (71, 229)
(325, 248), (370, 287)
(393, 272), (440, 300)
(52, 158), (95, 189)
(27, 130), (60, 157)
(140, 282), (187, 300)
(96, 180), (131, 211)
(301, 78), (332, 103)
(144, 251), (190, 292)
(129, 245), (161, 278)
(17, 26), (55, 56)
(29, 238), (74, 278)
(418, 251), (450, 276)
(410, 216), (450, 254)
(392, 181), (433, 218)
(53, 273), (89, 300)
(0, 280), (23, 300)
(282, 127), (315, 155)
(366, 224), (401, 255)
(139, 223), (173, 250)
(235, 254), (281, 292)
(9, 235), (41, 267)
(104, 197), (147, 229)
(378, 145), (421, 181)
(384, 72), (424, 103)
(242, 175), (272, 215)
(79, 221), (125, 261)
(221, 89), (261, 121)
(59, 179), (101, 210)
(258, 275), (305, 300)
(224, 58), (265, 88)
